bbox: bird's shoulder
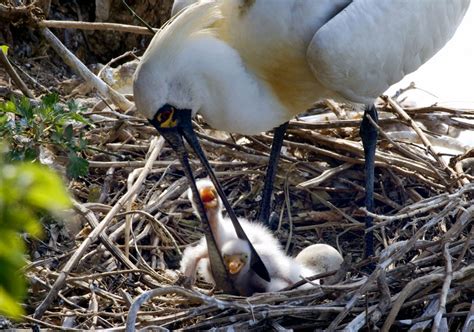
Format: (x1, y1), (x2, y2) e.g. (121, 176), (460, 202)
(307, 0), (470, 103)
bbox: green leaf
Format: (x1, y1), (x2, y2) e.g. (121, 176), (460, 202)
(0, 146), (72, 320)
(41, 93), (59, 107)
(20, 164), (72, 211)
(78, 136), (88, 150)
(0, 100), (18, 114)
(63, 124), (73, 142)
(69, 111), (90, 125)
(0, 114), (7, 126)
(87, 185), (102, 203)
(67, 99), (78, 112)
(0, 232), (25, 268)
(66, 153), (89, 178)
(0, 287), (24, 319)
(23, 147), (38, 161)
(0, 94), (90, 166)
(1, 206), (39, 236)
(17, 97), (33, 120)
(0, 45), (8, 56)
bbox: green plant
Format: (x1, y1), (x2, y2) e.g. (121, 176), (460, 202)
(0, 146), (71, 318)
(0, 94), (90, 178)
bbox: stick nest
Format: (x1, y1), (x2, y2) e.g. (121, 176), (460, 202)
(16, 96), (474, 330)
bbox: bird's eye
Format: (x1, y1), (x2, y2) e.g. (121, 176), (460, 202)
(157, 110), (171, 122)
(155, 105), (177, 128)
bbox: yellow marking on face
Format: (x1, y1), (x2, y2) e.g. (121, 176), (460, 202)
(156, 108), (177, 128)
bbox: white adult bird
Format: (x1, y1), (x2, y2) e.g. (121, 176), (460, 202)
(134, 0), (470, 289)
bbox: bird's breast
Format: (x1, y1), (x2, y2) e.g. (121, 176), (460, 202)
(253, 47), (329, 115)
(214, 0), (344, 116)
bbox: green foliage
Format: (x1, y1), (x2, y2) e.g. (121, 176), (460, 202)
(0, 147), (71, 318)
(0, 45), (8, 55)
(66, 152), (90, 179)
(0, 94), (90, 178)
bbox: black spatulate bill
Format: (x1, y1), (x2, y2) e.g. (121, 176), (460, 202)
(149, 107), (271, 285)
(157, 125), (237, 293)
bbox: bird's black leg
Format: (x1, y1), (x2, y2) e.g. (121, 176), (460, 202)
(258, 121), (289, 226)
(360, 105), (378, 260)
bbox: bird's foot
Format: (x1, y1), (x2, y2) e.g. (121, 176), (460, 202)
(208, 285), (216, 296)
(175, 275), (195, 289)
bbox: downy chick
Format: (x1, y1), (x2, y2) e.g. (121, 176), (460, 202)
(180, 178), (282, 286)
(221, 238), (317, 296)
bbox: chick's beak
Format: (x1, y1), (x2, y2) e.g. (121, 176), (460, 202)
(227, 255), (245, 275)
(199, 187), (218, 209)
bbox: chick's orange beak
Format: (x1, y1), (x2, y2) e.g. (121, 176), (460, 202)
(199, 187), (218, 209)
(227, 255), (245, 275)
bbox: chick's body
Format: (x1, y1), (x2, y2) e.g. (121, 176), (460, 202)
(222, 238), (319, 295)
(180, 179), (281, 286)
(179, 179), (342, 295)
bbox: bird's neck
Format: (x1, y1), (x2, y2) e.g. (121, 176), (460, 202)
(206, 209), (226, 248)
(181, 34), (292, 135)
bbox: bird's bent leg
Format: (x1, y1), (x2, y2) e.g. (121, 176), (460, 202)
(258, 121), (289, 227)
(179, 242), (209, 288)
(359, 105), (378, 260)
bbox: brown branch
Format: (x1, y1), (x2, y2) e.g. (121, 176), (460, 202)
(33, 137), (164, 319)
(39, 28), (132, 112)
(38, 20), (158, 34)
(462, 300), (474, 332)
(385, 96), (459, 188)
(381, 264), (474, 331)
(126, 287), (248, 331)
(432, 244), (453, 332)
(0, 49), (35, 99)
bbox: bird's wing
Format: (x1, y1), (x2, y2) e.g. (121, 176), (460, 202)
(171, 0), (199, 17)
(307, 0), (470, 104)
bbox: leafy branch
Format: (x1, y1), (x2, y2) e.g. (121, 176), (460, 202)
(0, 94), (91, 178)
(0, 146), (71, 318)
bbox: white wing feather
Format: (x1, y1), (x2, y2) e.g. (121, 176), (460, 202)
(307, 0), (470, 103)
(171, 0), (199, 17)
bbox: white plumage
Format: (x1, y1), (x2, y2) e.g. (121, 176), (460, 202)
(179, 236), (210, 285)
(188, 178), (281, 249)
(134, 0), (469, 134)
(138, 0), (469, 285)
(180, 178), (282, 286)
(221, 238), (322, 295)
(307, 1), (470, 103)
(171, 0), (198, 17)
(180, 180), (343, 294)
